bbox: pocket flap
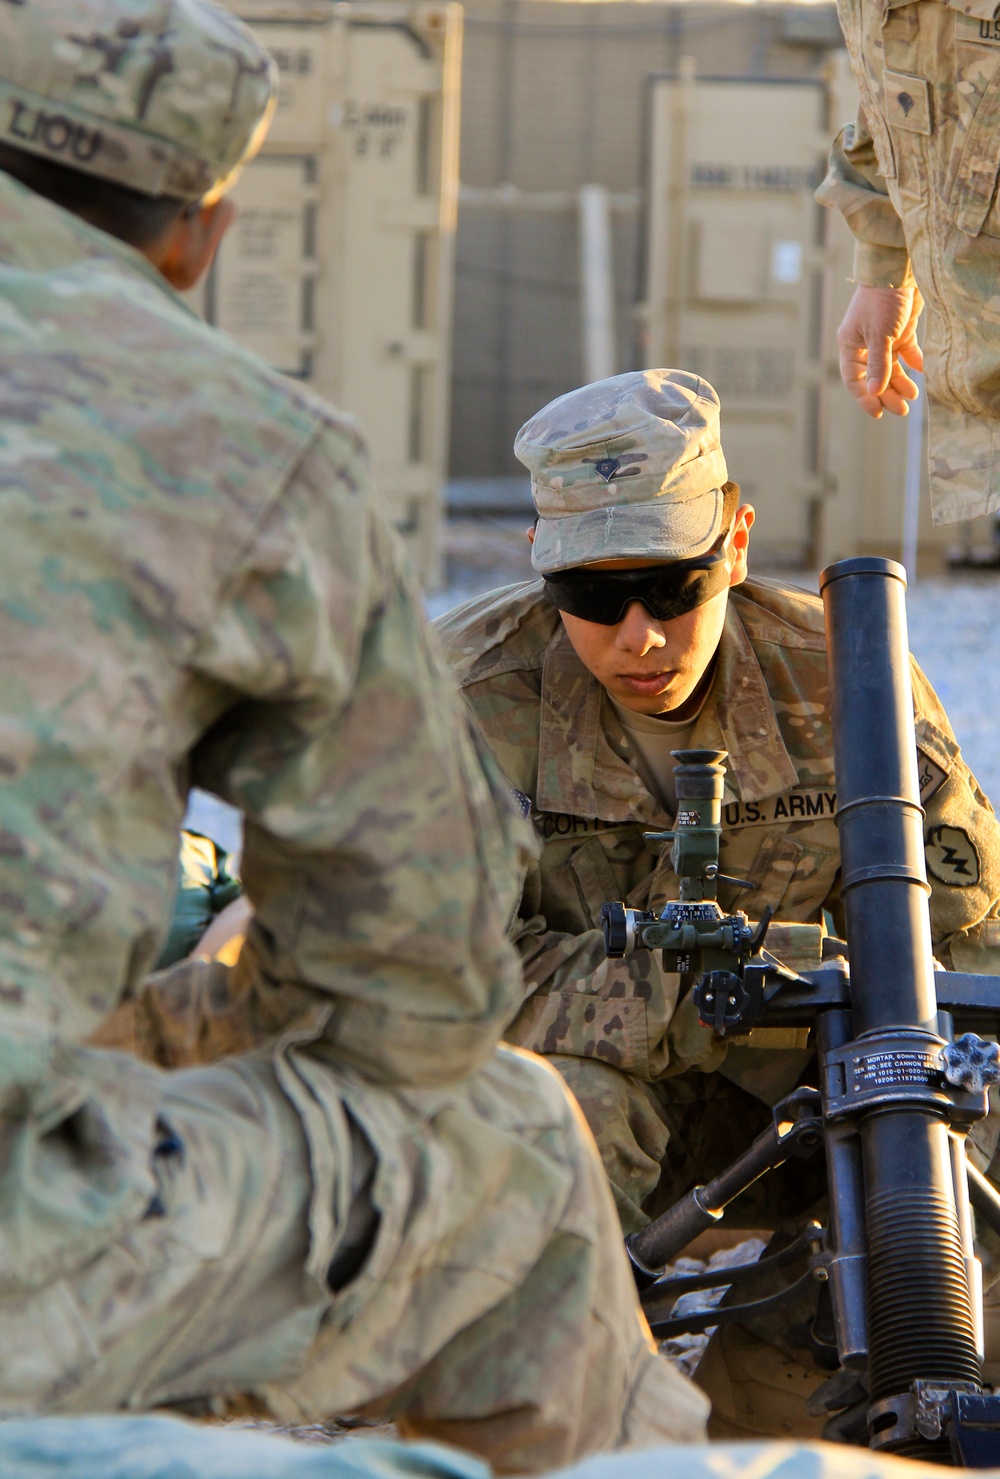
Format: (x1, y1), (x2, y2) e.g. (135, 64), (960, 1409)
(949, 0), (1000, 23)
(508, 989), (650, 1077)
(568, 834), (624, 930)
(742, 834), (806, 915)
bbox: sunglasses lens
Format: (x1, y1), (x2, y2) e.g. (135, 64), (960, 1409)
(543, 556), (729, 625)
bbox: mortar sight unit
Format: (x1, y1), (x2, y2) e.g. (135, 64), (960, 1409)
(601, 558), (1000, 1466)
(600, 748), (791, 1035)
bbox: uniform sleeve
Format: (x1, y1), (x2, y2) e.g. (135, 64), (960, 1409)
(510, 856), (723, 1077)
(910, 662), (1000, 972)
(815, 110), (915, 290)
(512, 891), (645, 1019)
(186, 417), (533, 1087)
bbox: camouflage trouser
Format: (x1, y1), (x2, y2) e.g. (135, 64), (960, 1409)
(0, 1041), (706, 1472)
(547, 1056), (830, 1440)
(548, 1055), (825, 1238)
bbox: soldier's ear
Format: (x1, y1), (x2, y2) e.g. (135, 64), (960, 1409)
(727, 504), (755, 588)
(146, 197), (237, 292)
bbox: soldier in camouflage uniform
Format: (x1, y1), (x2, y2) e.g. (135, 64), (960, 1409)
(435, 368), (1000, 1438)
(816, 0), (1000, 526)
(0, 5), (708, 1463)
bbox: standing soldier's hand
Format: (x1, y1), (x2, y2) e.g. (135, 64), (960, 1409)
(837, 283), (925, 419)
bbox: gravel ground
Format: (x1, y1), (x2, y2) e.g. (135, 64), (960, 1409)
(222, 1419), (399, 1446)
(657, 1238), (769, 1379)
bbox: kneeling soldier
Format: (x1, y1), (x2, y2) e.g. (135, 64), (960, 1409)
(435, 369), (1000, 1437)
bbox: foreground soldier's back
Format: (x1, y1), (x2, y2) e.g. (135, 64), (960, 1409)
(0, 2), (706, 1463)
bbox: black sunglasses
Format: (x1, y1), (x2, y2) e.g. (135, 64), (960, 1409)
(541, 536), (731, 626)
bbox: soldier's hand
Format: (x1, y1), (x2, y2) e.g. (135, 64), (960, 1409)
(837, 284), (924, 419)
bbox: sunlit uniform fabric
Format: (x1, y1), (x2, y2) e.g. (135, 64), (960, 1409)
(817, 0), (1000, 524)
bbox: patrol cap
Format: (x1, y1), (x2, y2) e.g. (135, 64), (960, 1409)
(0, 0), (278, 202)
(516, 369), (730, 574)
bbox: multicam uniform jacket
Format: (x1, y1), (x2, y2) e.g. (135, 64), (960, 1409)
(816, 0), (1000, 525)
(0, 170), (703, 1456)
(436, 575), (1000, 1084)
(0, 167), (535, 1288)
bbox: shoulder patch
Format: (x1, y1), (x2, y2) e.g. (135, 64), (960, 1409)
(434, 581), (554, 685)
(917, 747), (948, 804)
(926, 825), (980, 887)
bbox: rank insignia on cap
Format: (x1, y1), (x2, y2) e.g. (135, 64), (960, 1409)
(594, 457), (621, 482)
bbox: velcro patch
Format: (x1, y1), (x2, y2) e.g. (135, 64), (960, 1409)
(884, 70), (932, 135)
(957, 12), (1000, 46)
(926, 824), (980, 887)
(723, 790), (837, 829)
(917, 749), (948, 804)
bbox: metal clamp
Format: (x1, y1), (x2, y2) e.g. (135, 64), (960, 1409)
(867, 1380), (1000, 1463)
(821, 1028), (988, 1125)
(868, 1381), (973, 1449)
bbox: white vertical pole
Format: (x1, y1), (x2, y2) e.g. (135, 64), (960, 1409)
(578, 184), (616, 383)
(902, 370), (924, 581)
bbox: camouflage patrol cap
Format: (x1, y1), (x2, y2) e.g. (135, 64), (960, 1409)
(516, 369), (729, 574)
(0, 0), (277, 202)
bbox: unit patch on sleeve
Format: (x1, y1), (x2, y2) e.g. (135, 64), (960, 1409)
(917, 748), (948, 804)
(925, 825), (980, 887)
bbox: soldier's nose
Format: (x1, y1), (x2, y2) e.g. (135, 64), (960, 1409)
(616, 601), (667, 653)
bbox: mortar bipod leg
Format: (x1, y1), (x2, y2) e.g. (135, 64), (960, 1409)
(954, 1131), (986, 1361)
(625, 1087), (823, 1285)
